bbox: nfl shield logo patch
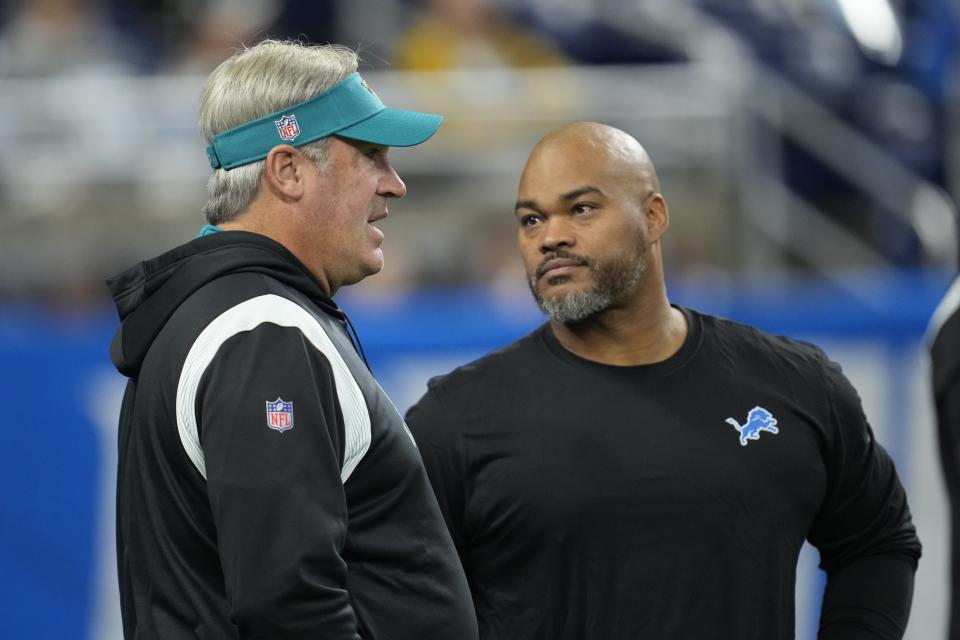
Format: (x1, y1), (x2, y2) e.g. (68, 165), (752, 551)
(266, 398), (295, 433)
(274, 114), (300, 142)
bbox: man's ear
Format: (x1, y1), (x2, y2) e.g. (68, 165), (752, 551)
(263, 145), (305, 202)
(645, 193), (669, 242)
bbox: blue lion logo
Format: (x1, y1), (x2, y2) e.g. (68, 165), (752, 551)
(725, 406), (779, 446)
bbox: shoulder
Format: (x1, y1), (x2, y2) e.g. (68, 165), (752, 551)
(424, 326), (548, 401)
(160, 272), (345, 381)
(184, 272), (307, 317)
(695, 308), (858, 421)
(697, 309), (832, 374)
(405, 327), (547, 435)
(175, 273), (335, 343)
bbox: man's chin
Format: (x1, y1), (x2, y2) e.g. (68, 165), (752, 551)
(535, 284), (614, 324)
(537, 280), (587, 301)
(342, 255), (384, 287)
(366, 250), (385, 275)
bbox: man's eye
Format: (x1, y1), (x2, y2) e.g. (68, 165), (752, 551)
(520, 214), (542, 227)
(572, 203), (594, 214)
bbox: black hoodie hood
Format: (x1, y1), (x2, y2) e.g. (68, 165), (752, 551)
(107, 230), (344, 377)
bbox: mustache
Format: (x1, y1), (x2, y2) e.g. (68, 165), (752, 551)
(535, 250), (592, 280)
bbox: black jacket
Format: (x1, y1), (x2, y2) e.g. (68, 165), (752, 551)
(108, 230), (478, 640)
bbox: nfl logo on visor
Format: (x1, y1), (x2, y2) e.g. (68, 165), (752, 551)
(274, 114), (300, 142)
(266, 398), (295, 433)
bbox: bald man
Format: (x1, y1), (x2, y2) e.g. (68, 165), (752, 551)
(406, 123), (921, 639)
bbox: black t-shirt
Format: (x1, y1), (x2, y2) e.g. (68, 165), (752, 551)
(407, 307), (920, 640)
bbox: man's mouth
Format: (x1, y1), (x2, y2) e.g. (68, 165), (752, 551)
(536, 256), (589, 280)
(366, 211), (387, 244)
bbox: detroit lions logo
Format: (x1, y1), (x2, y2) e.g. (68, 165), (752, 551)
(725, 406), (779, 446)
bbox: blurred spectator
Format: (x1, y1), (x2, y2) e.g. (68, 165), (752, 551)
(107, 0), (296, 73)
(508, 0), (686, 65)
(395, 0), (568, 70)
(164, 0), (283, 73)
(170, 0), (282, 73)
(391, 0), (580, 153)
(260, 2), (339, 52)
(105, 0), (194, 71)
(0, 0), (136, 76)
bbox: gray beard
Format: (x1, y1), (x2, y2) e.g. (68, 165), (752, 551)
(529, 246), (646, 324)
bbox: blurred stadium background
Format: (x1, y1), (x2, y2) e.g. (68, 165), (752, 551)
(1, 0), (958, 637)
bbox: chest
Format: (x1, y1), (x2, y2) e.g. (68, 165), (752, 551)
(462, 373), (828, 547)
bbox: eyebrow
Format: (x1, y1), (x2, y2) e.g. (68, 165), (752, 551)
(514, 199), (542, 214)
(515, 185), (606, 213)
(561, 185), (605, 201)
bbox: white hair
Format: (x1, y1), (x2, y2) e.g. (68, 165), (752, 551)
(198, 40), (359, 225)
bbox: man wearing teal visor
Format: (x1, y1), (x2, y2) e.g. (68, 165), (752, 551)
(106, 40), (478, 640)
(205, 70), (443, 171)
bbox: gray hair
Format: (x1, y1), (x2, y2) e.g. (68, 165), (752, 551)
(198, 40), (359, 225)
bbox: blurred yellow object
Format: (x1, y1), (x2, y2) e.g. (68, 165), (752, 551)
(396, 16), (569, 71)
(393, 3), (578, 149)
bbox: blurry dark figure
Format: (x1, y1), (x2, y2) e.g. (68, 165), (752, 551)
(932, 274), (960, 640)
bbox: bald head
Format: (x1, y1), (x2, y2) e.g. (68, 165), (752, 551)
(524, 122), (660, 197)
(514, 123), (671, 326)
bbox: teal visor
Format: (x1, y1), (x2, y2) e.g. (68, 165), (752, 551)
(206, 72), (443, 170)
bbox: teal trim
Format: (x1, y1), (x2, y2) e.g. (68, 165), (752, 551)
(198, 224), (222, 237)
(205, 73), (442, 171)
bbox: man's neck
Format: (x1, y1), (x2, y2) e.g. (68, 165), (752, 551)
(219, 214), (336, 296)
(549, 290), (688, 367)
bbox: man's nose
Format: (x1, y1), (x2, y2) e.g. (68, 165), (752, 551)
(380, 162), (407, 199)
(539, 217), (575, 253)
